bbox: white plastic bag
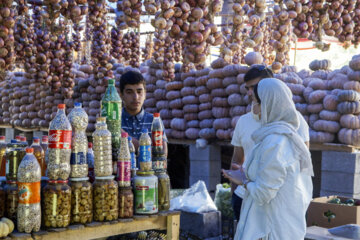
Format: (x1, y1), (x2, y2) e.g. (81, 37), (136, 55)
(170, 180), (217, 213)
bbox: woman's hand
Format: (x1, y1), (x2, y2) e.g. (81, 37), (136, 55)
(222, 168), (247, 186)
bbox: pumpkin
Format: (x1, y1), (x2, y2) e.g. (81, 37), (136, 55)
(337, 90), (360, 102)
(199, 102), (212, 111)
(181, 87), (196, 97)
(282, 65), (297, 73)
(185, 128), (200, 139)
(297, 69), (311, 80)
(303, 87), (314, 102)
(171, 130), (186, 139)
(184, 113), (198, 121)
(209, 69), (224, 78)
(226, 84), (240, 95)
(1, 218), (14, 234)
(310, 130), (335, 143)
(309, 59), (331, 71)
(0, 221), (9, 238)
(311, 70), (328, 80)
(338, 128), (360, 146)
(228, 93), (244, 106)
(344, 81), (360, 92)
(340, 114), (360, 129)
(212, 107), (229, 118)
(230, 106), (247, 117)
(156, 100), (170, 110)
(166, 90), (181, 100)
(198, 110), (213, 120)
(327, 69), (341, 80)
(200, 119), (214, 128)
(172, 109), (184, 118)
(313, 120), (340, 133)
(159, 109), (172, 119)
(307, 104), (324, 114)
(146, 84), (156, 92)
(330, 73), (348, 89)
(231, 116), (241, 128)
(169, 99), (183, 109)
(349, 57), (360, 71)
(184, 77), (196, 86)
(293, 95), (305, 103)
(181, 71), (196, 81)
(319, 110), (341, 121)
(222, 64), (243, 77)
(212, 97), (229, 107)
(308, 78), (326, 90)
(295, 103), (308, 115)
(195, 86), (209, 96)
(154, 89), (167, 100)
(237, 74), (245, 85)
(244, 51), (263, 66)
(199, 94), (213, 103)
(216, 129), (232, 140)
(171, 118), (186, 131)
(309, 114), (319, 129)
(211, 88), (227, 98)
(195, 68), (211, 77)
(323, 94), (338, 111)
(347, 70), (360, 81)
(213, 118), (231, 130)
(199, 128), (216, 139)
(309, 90), (327, 104)
(207, 78), (223, 89)
(163, 119), (171, 128)
(239, 83), (248, 95)
(211, 57), (228, 69)
(156, 80), (167, 89)
(184, 104), (199, 113)
(182, 96), (199, 105)
(195, 75), (208, 86)
(337, 101), (360, 114)
(144, 98), (156, 108)
(340, 65), (352, 75)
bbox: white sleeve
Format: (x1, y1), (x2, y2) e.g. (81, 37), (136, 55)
(246, 137), (293, 206)
(231, 117), (243, 147)
(296, 112), (310, 142)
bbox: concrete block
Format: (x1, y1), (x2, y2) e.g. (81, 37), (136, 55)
(190, 160), (221, 177)
(189, 144), (221, 162)
(180, 211), (222, 239)
(322, 151), (360, 174)
(321, 171), (360, 193)
(320, 190), (360, 199)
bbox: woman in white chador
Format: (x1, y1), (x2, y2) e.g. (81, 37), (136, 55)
(223, 78), (313, 240)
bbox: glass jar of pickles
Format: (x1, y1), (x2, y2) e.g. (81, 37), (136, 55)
(70, 177), (93, 224)
(155, 170), (170, 211)
(118, 187), (133, 218)
(93, 176), (118, 221)
(134, 171), (158, 214)
(0, 185), (4, 218)
(42, 180), (71, 228)
(6, 140), (26, 181)
(4, 180), (18, 221)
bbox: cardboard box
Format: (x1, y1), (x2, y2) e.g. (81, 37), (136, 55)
(307, 196), (360, 228)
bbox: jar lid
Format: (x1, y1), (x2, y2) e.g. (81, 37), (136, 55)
(137, 170), (154, 176)
(48, 180), (69, 184)
(95, 175), (115, 180)
(6, 180), (16, 184)
(69, 177), (89, 181)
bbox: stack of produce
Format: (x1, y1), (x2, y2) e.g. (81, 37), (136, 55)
(0, 74), (10, 124)
(122, 32), (140, 68)
(144, 59), (160, 113)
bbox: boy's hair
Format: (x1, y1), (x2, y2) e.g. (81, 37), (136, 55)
(120, 71), (146, 93)
(244, 65), (273, 82)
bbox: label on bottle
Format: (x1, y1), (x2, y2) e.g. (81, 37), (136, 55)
(130, 152), (136, 169)
(101, 102), (121, 120)
(135, 179), (158, 214)
(86, 153), (94, 167)
(18, 181), (41, 204)
(152, 158), (167, 170)
(70, 152), (86, 165)
(139, 145), (151, 163)
(48, 130), (72, 149)
(5, 159), (9, 175)
(152, 131), (163, 147)
(117, 161), (131, 183)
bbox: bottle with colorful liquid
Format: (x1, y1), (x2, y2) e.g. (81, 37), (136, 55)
(138, 129), (152, 171)
(30, 137), (45, 177)
(117, 132), (131, 187)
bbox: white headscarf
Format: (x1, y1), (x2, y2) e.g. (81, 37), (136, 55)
(251, 78), (314, 176)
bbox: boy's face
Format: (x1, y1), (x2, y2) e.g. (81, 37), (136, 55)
(120, 83), (146, 115)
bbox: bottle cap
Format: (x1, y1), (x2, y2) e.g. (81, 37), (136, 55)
(108, 79), (115, 85)
(74, 102), (82, 107)
(88, 142), (93, 148)
(128, 136), (132, 141)
(21, 136), (26, 142)
(42, 136), (48, 142)
(121, 132), (128, 138)
(15, 136), (21, 141)
(69, 177), (89, 182)
(141, 128), (148, 134)
(26, 147), (34, 153)
(33, 137), (39, 140)
(0, 136), (5, 140)
(58, 104), (66, 109)
(154, 113), (160, 117)
(10, 140), (17, 143)
(33, 138), (40, 143)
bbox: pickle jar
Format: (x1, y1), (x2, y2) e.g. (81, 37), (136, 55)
(155, 170), (170, 211)
(93, 175), (118, 221)
(42, 180), (71, 228)
(118, 187), (133, 218)
(70, 177), (93, 224)
(0, 185), (4, 218)
(134, 171), (158, 214)
(6, 140), (26, 181)
(4, 180), (18, 221)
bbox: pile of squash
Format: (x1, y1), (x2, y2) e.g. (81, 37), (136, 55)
(0, 217), (14, 238)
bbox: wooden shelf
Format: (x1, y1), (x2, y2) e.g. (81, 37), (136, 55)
(9, 211), (180, 240)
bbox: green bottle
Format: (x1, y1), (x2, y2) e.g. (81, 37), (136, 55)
(101, 79), (122, 167)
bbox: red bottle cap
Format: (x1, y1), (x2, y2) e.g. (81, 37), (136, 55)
(88, 142), (93, 148)
(16, 136), (21, 141)
(121, 132), (128, 138)
(26, 147), (34, 153)
(33, 138), (40, 143)
(21, 136), (26, 142)
(58, 104), (65, 109)
(154, 113), (160, 117)
(0, 136), (5, 140)
(42, 136), (48, 142)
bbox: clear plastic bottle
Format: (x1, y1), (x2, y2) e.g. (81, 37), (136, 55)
(139, 129), (152, 171)
(92, 117), (112, 177)
(17, 147), (41, 233)
(41, 136), (48, 153)
(101, 79), (122, 173)
(128, 136), (137, 176)
(20, 136), (28, 147)
(0, 136), (6, 177)
(117, 132), (131, 187)
(151, 113), (164, 157)
(47, 104), (72, 180)
(68, 102), (89, 178)
(6, 139), (25, 181)
(87, 142), (95, 183)
(31, 137), (45, 177)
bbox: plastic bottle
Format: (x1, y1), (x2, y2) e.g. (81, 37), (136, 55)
(47, 104), (72, 180)
(151, 113), (164, 157)
(139, 129), (152, 171)
(20, 136), (28, 147)
(0, 136), (6, 176)
(68, 102), (88, 178)
(41, 136), (48, 153)
(117, 132), (131, 187)
(17, 147), (41, 233)
(128, 136), (136, 170)
(87, 142), (95, 183)
(101, 79), (122, 173)
(30, 137), (45, 177)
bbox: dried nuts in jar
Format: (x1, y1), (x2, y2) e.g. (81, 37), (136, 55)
(93, 175), (118, 221)
(70, 177), (93, 224)
(118, 187), (133, 218)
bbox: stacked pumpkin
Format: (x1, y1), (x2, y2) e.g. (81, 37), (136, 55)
(144, 59), (160, 114)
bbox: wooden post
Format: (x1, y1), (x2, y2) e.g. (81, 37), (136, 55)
(166, 214), (180, 240)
